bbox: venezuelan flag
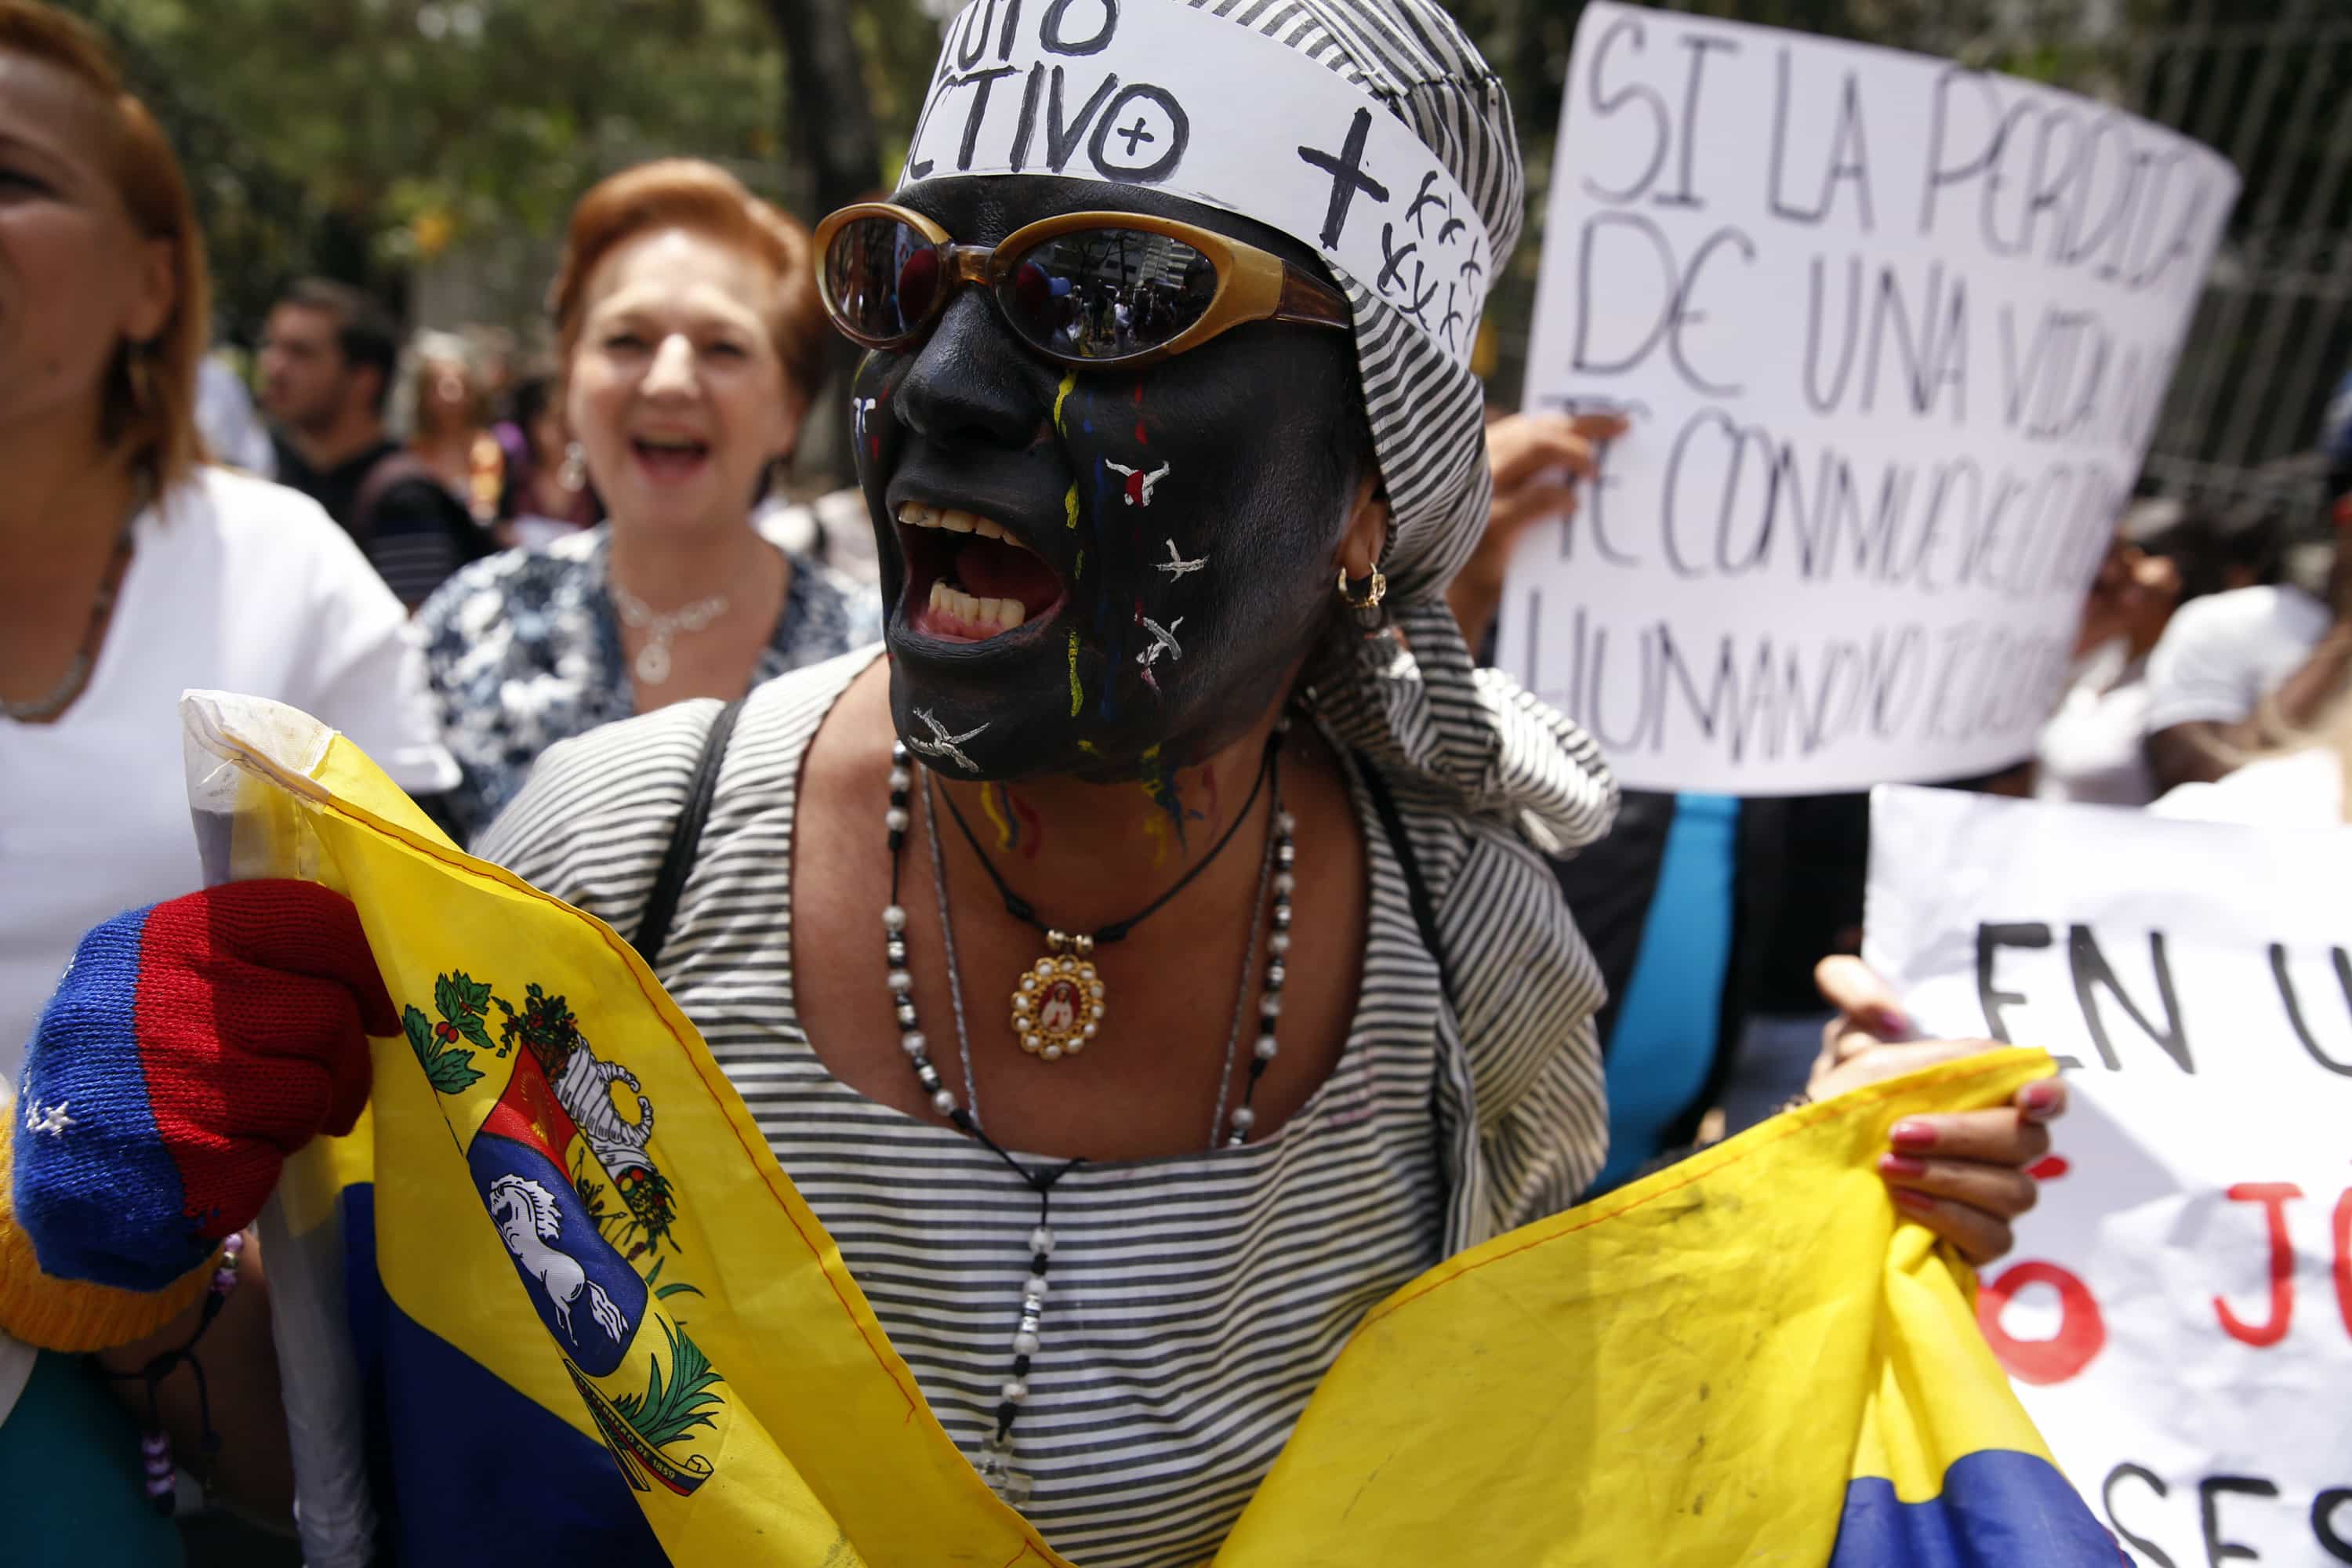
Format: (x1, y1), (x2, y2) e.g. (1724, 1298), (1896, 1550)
(187, 691), (2118, 1566)
(190, 691), (1067, 1566)
(1214, 1058), (2121, 1566)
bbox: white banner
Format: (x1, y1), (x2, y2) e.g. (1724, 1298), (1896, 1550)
(1864, 785), (2352, 1567)
(1501, 4), (2238, 794)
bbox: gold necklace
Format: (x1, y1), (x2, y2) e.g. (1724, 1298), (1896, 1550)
(927, 724), (1286, 1062)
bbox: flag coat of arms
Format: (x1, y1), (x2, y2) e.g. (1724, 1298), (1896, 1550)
(182, 691), (2118, 1566)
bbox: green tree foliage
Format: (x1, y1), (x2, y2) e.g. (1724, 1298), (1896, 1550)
(92, 0), (787, 238)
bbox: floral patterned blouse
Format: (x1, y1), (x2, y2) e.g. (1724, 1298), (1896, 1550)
(414, 524), (881, 843)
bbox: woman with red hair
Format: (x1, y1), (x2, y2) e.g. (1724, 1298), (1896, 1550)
(0, 3), (451, 1555)
(413, 158), (880, 843)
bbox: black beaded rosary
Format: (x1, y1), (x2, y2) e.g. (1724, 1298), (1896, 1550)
(877, 721), (1294, 1504)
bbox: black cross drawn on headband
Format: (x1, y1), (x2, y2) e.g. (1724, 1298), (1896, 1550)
(1405, 172), (1451, 243)
(1439, 282), (1464, 350)
(1377, 223), (1439, 327)
(1116, 117), (1155, 157)
(1298, 107), (1392, 251)
(1376, 222), (1420, 296)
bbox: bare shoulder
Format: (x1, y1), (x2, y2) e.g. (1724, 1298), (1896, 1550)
(794, 655), (899, 817)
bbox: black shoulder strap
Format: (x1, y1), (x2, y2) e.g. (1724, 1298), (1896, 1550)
(632, 697), (746, 968)
(1355, 753), (1457, 1014)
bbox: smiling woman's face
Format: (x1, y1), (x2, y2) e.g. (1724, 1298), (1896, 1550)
(855, 176), (1375, 784)
(566, 226), (797, 535)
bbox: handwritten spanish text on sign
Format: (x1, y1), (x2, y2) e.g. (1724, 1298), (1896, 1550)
(1501, 5), (2239, 793)
(1864, 786), (2352, 1567)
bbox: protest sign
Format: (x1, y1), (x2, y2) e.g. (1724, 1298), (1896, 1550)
(1864, 784), (2352, 1566)
(1500, 4), (2238, 793)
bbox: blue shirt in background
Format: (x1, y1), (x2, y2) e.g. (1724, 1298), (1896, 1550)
(1589, 793), (1741, 1193)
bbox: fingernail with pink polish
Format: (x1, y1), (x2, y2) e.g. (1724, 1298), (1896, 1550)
(1878, 1153), (1927, 1178)
(1871, 1006), (1912, 1037)
(1893, 1189), (1936, 1214)
(1889, 1120), (1937, 1151)
(2020, 1082), (2063, 1122)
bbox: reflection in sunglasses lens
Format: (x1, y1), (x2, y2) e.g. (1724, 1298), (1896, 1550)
(998, 230), (1218, 360)
(826, 216), (939, 340)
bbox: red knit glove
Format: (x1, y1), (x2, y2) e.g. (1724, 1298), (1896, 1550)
(14, 880), (394, 1291)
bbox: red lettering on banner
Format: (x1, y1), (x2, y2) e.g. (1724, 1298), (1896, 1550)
(2214, 1182), (2303, 1348)
(2334, 1183), (2352, 1340)
(1980, 1259), (2107, 1384)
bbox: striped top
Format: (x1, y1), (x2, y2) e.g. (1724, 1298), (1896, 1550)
(478, 647), (1610, 1566)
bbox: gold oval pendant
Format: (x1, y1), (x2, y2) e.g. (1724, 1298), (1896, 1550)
(1011, 952), (1106, 1062)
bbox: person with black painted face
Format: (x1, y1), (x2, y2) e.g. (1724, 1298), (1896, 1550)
(0, 0), (2066, 1555)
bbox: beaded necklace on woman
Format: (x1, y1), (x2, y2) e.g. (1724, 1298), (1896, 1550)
(877, 720), (1298, 1504)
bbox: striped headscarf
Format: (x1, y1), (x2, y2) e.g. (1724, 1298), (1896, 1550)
(906, 0), (1616, 859)
(1205, 0), (1616, 858)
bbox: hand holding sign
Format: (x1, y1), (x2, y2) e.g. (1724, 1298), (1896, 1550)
(1449, 410), (1628, 649)
(1805, 955), (2067, 1265)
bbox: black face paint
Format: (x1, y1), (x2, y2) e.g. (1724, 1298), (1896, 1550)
(854, 176), (1374, 784)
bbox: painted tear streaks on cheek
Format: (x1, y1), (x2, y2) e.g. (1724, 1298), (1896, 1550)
(1067, 627), (1082, 718)
(1052, 371), (1076, 437)
(980, 782), (1040, 860)
(1132, 744), (1203, 867)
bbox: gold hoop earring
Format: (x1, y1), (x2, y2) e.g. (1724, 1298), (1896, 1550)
(1336, 564), (1386, 611)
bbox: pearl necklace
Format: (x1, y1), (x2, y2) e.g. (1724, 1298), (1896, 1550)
(5, 499), (140, 723)
(877, 728), (1295, 1505)
(609, 579), (729, 687)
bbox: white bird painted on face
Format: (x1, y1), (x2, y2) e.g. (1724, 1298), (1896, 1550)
(909, 709), (989, 773)
(1155, 539), (1207, 580)
(1104, 460), (1172, 506)
(1136, 615), (1185, 668)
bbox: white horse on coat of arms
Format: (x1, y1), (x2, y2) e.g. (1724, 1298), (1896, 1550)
(487, 1174), (627, 1346)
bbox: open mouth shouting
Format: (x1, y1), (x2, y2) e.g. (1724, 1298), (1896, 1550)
(895, 501), (1068, 644)
(631, 432), (712, 483)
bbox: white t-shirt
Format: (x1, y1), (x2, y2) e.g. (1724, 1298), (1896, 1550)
(2141, 585), (2333, 734)
(2152, 744), (2346, 826)
(0, 466), (456, 1076)
(2035, 640), (2157, 807)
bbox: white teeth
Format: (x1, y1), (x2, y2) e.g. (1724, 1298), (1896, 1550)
(895, 501), (1029, 553)
(927, 579), (1028, 633)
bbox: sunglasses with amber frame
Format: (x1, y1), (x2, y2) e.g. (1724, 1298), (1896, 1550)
(812, 201), (1355, 370)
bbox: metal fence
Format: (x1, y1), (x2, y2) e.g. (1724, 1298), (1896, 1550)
(2124, 0), (2352, 529)
(1480, 0), (2352, 537)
